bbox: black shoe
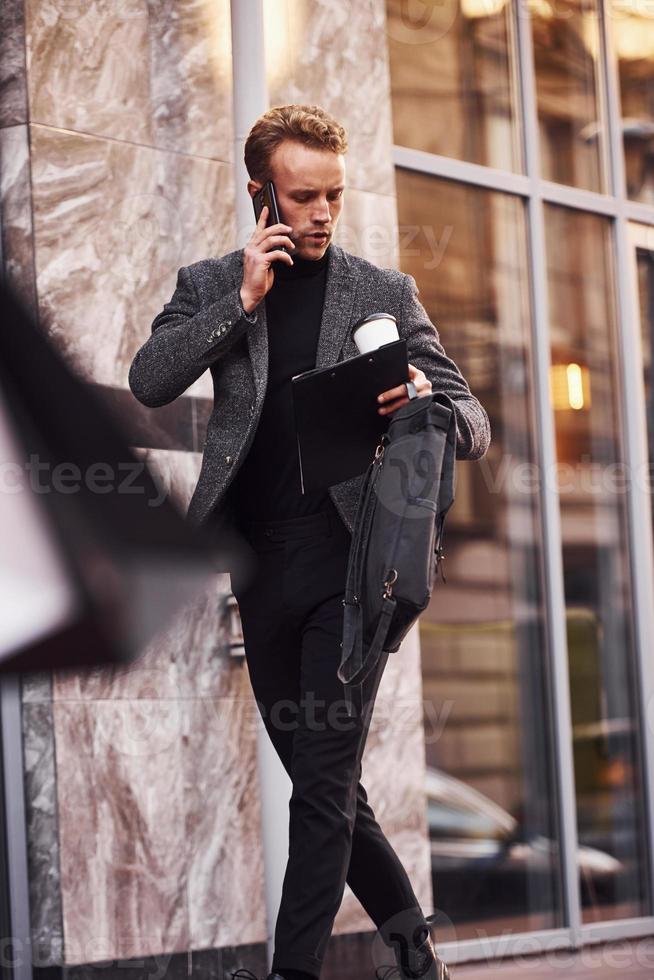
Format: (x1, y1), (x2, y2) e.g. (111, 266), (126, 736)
(230, 971), (286, 980)
(375, 953), (450, 979)
(229, 969), (295, 980)
(375, 930), (451, 980)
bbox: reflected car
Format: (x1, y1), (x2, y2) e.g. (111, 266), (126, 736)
(425, 767), (622, 921)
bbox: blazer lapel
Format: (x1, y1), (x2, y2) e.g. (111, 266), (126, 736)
(314, 244), (358, 370)
(232, 244), (358, 399)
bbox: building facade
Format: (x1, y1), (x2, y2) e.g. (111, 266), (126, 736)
(0, 0), (653, 977)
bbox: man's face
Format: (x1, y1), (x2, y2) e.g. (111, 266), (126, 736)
(251, 140), (346, 261)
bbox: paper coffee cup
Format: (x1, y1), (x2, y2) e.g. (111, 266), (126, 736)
(352, 313), (399, 354)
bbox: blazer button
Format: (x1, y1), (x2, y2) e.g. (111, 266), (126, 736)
(225, 455), (233, 465)
(209, 321), (231, 342)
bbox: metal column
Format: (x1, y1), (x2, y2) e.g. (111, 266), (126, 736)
(229, 4), (291, 972)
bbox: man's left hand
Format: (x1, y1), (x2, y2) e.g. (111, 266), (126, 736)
(377, 363), (432, 415)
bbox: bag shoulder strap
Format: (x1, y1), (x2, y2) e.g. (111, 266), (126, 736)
(429, 393), (458, 580)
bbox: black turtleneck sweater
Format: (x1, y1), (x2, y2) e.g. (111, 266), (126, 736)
(230, 245), (332, 523)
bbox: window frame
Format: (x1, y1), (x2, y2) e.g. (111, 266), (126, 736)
(390, 0), (654, 963)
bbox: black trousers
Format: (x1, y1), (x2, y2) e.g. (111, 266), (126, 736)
(230, 498), (429, 979)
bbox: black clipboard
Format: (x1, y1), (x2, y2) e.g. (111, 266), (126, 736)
(291, 338), (409, 492)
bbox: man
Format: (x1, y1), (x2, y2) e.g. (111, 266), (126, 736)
(129, 105), (490, 980)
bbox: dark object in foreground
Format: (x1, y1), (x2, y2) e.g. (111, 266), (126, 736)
(0, 283), (220, 675)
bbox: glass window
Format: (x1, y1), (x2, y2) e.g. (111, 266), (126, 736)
(609, 1), (654, 203)
(387, 0), (523, 172)
(396, 167), (564, 938)
(544, 203), (651, 921)
(528, 0), (607, 193)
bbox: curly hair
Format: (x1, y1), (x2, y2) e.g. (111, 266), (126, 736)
(244, 104), (348, 183)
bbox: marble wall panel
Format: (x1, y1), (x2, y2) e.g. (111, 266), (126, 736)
(146, 0), (233, 161)
(182, 680), (268, 949)
(25, 0), (152, 144)
(21, 670), (53, 704)
(21, 698), (64, 968)
(0, 124), (38, 312)
(266, 0), (396, 198)
(50, 450), (267, 958)
(28, 124), (235, 396)
(0, 0), (28, 127)
(24, 0), (233, 161)
(53, 697), (191, 965)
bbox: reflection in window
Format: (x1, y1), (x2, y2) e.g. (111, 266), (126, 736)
(528, 0), (606, 192)
(610, 1), (654, 203)
(396, 168), (563, 938)
(545, 204), (650, 922)
(387, 0), (522, 171)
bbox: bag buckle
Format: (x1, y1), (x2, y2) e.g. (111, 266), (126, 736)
(374, 433), (390, 460)
(382, 567), (398, 599)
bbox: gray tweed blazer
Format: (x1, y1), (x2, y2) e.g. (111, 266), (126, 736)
(128, 244), (490, 535)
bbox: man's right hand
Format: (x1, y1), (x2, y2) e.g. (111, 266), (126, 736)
(240, 204), (295, 314)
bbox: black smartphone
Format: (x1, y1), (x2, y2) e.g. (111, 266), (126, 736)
(252, 180), (290, 255)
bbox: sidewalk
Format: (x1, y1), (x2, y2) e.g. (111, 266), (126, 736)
(322, 931), (654, 979)
(450, 937), (654, 978)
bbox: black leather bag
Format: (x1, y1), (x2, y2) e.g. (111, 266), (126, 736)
(337, 392), (457, 715)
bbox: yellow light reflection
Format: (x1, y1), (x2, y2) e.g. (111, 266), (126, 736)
(526, 0), (554, 18)
(566, 362), (585, 409)
(596, 1), (654, 60)
(612, 0), (654, 17)
(612, 14), (654, 61)
(462, 0), (507, 18)
(550, 362), (591, 410)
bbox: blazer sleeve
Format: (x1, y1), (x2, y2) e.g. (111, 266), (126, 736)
(128, 264), (258, 408)
(398, 272), (491, 461)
